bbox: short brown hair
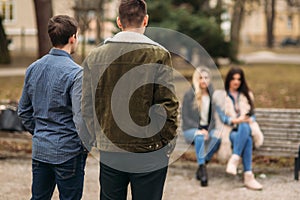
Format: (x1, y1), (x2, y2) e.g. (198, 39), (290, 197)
(118, 0), (147, 29)
(48, 15), (78, 47)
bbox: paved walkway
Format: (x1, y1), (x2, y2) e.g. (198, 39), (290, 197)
(0, 155), (299, 200)
(238, 51), (300, 64)
(0, 68), (26, 77)
(0, 131), (299, 200)
(1, 51), (300, 77)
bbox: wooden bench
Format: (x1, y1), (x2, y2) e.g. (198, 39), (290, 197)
(254, 108), (300, 180)
(175, 108), (300, 180)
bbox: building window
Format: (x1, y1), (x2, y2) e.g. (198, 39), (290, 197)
(0, 0), (15, 23)
(287, 15), (293, 30)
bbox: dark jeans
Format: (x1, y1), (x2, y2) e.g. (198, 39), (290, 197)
(100, 162), (168, 200)
(31, 152), (88, 200)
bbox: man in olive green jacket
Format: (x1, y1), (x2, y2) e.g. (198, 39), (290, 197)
(81, 0), (178, 199)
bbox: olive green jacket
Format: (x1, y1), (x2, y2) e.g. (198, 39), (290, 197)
(81, 31), (178, 153)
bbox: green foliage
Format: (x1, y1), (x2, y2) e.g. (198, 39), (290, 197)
(147, 0), (172, 24)
(171, 0), (207, 14)
(147, 1), (230, 58)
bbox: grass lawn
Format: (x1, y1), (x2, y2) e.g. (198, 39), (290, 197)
(0, 63), (299, 109)
(175, 61), (300, 109)
(219, 64), (300, 109)
(0, 76), (24, 102)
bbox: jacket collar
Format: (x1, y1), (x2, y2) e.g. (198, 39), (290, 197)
(49, 48), (72, 59)
(104, 31), (166, 50)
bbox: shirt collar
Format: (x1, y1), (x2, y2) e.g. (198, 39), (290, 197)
(49, 48), (72, 59)
(104, 31), (167, 51)
(227, 91), (240, 102)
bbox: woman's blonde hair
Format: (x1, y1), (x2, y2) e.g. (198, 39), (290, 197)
(192, 67), (211, 111)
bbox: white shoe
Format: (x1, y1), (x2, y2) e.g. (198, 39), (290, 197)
(244, 172), (263, 190)
(226, 154), (240, 175)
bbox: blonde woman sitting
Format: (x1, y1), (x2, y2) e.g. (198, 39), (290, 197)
(181, 67), (220, 187)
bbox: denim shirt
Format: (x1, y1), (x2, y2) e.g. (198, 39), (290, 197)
(18, 48), (84, 164)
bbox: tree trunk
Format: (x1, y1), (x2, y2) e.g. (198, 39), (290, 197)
(96, 0), (105, 44)
(33, 0), (53, 58)
(215, 0), (223, 27)
(0, 15), (11, 64)
(201, 0), (210, 11)
(265, 0), (276, 48)
(287, 0), (300, 7)
(230, 0), (246, 62)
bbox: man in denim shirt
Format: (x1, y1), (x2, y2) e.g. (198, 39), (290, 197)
(18, 15), (91, 200)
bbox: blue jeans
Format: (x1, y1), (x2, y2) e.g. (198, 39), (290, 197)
(183, 128), (221, 165)
(230, 122), (252, 172)
(31, 152), (88, 200)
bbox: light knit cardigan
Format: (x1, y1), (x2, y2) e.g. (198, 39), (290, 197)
(212, 90), (264, 163)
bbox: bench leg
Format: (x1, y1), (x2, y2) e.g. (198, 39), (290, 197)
(295, 158), (299, 180)
(295, 146), (300, 181)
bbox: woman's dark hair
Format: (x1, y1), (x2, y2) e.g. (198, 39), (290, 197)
(225, 67), (254, 113)
(118, 0), (147, 29)
(48, 15), (78, 47)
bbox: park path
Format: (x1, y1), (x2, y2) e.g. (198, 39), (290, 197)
(0, 154), (299, 200)
(238, 51), (300, 64)
(0, 68), (26, 77)
(0, 131), (299, 200)
(1, 51), (300, 77)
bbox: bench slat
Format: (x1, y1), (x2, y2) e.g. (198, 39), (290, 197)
(262, 132), (300, 138)
(263, 137), (300, 142)
(256, 113), (300, 117)
(258, 120), (300, 124)
(262, 142), (299, 148)
(258, 146), (298, 152)
(258, 144), (299, 151)
(256, 112), (300, 116)
(260, 125), (300, 131)
(257, 119), (300, 124)
(263, 129), (300, 134)
(255, 151), (298, 157)
(255, 108), (300, 113)
(257, 147), (298, 153)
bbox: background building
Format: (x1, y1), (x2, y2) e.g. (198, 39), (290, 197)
(1, 0), (118, 53)
(240, 0), (300, 46)
(2, 0), (300, 54)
